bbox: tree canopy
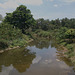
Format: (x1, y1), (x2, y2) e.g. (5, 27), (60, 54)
(4, 5), (35, 33)
(65, 29), (75, 39)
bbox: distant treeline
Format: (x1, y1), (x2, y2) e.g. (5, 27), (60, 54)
(34, 18), (75, 31)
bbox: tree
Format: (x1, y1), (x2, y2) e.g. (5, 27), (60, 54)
(36, 18), (50, 31)
(4, 5), (35, 33)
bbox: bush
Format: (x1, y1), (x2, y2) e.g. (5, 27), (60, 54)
(37, 30), (50, 37)
(65, 29), (75, 39)
(66, 44), (74, 51)
(0, 23), (30, 49)
(11, 39), (28, 47)
(0, 41), (8, 49)
(60, 42), (67, 46)
(0, 23), (23, 40)
(55, 27), (68, 39)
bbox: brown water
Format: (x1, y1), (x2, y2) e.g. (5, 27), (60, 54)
(0, 39), (75, 75)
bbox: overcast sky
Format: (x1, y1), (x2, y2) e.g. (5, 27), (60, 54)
(0, 0), (75, 20)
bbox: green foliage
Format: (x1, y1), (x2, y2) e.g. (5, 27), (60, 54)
(60, 42), (67, 46)
(65, 44), (75, 58)
(0, 41), (8, 49)
(35, 18), (50, 31)
(11, 39), (28, 47)
(3, 5), (35, 34)
(54, 27), (68, 39)
(65, 29), (75, 39)
(37, 30), (51, 37)
(61, 18), (75, 28)
(0, 5), (35, 49)
(66, 44), (74, 51)
(0, 23), (22, 40)
(35, 18), (75, 31)
(0, 23), (30, 49)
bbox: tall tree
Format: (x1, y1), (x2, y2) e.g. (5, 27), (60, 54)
(4, 5), (35, 33)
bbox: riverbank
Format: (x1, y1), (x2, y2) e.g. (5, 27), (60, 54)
(0, 39), (34, 53)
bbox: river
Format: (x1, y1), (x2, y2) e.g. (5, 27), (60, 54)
(0, 38), (75, 75)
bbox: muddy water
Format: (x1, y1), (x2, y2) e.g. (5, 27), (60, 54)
(0, 39), (75, 75)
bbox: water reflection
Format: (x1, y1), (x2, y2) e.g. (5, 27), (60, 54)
(28, 38), (51, 49)
(28, 38), (74, 69)
(0, 38), (75, 75)
(0, 47), (36, 73)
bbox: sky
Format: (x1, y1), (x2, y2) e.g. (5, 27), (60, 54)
(0, 0), (75, 20)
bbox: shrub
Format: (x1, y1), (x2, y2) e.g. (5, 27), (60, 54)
(65, 29), (75, 39)
(37, 30), (50, 37)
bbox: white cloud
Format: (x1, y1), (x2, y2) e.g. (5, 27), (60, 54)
(0, 65), (13, 75)
(0, 0), (43, 16)
(32, 56), (42, 64)
(0, 0), (43, 9)
(54, 4), (58, 7)
(60, 0), (75, 3)
(46, 0), (54, 2)
(50, 0), (54, 2)
(0, 0), (19, 9)
(17, 0), (43, 5)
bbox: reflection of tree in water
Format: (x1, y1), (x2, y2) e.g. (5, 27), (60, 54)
(0, 47), (36, 73)
(50, 39), (59, 49)
(28, 38), (50, 49)
(28, 38), (61, 50)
